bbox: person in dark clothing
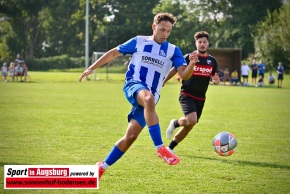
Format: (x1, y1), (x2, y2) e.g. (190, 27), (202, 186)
(163, 31), (220, 153)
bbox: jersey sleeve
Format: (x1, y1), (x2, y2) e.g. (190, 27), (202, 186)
(172, 47), (187, 70)
(117, 37), (137, 55)
(212, 58), (218, 75)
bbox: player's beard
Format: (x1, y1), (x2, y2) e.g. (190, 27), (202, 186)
(198, 49), (207, 54)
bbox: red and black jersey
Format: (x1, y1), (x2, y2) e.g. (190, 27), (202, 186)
(180, 53), (218, 100)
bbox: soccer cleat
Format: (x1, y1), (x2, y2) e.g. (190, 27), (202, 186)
(96, 162), (105, 180)
(166, 146), (175, 154)
(157, 145), (180, 165)
(166, 119), (177, 139)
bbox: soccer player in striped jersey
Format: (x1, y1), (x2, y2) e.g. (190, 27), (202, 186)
(79, 12), (198, 180)
(163, 31), (220, 153)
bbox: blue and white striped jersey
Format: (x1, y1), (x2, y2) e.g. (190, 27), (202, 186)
(118, 35), (186, 103)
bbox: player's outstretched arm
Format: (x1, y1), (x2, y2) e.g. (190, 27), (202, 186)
(79, 48), (122, 82)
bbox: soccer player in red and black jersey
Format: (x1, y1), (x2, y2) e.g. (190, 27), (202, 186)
(163, 31), (220, 153)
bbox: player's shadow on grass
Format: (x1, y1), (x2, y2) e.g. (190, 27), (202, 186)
(185, 156), (290, 170)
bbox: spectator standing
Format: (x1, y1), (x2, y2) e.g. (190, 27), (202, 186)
(241, 63), (250, 86)
(23, 63), (28, 81)
(1, 63), (8, 82)
(276, 62), (284, 88)
(15, 54), (24, 66)
(250, 59), (258, 85)
(9, 62), (15, 81)
(258, 60), (266, 80)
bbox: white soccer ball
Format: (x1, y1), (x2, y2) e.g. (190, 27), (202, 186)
(212, 132), (237, 156)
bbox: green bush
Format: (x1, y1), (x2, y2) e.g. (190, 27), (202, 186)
(25, 55), (86, 71)
(25, 54), (130, 74)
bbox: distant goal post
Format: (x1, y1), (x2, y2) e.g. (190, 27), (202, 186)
(91, 52), (105, 81)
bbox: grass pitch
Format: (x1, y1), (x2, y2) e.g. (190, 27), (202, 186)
(0, 71), (290, 193)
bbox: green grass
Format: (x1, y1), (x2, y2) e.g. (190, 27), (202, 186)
(0, 71), (290, 193)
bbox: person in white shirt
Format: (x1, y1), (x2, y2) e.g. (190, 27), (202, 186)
(268, 72), (275, 86)
(9, 62), (15, 81)
(241, 63), (250, 86)
(1, 63), (8, 82)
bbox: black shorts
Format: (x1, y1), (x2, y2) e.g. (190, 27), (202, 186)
(179, 94), (205, 122)
(252, 72), (257, 78)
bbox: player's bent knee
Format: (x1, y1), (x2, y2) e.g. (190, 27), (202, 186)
(186, 119), (197, 128)
(143, 94), (154, 105)
(138, 91), (155, 108)
(141, 95), (155, 110)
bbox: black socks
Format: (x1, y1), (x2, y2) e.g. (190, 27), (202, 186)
(168, 140), (178, 150)
(173, 120), (180, 128)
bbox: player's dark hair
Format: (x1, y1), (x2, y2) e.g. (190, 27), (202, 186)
(194, 31), (209, 41)
(153, 13), (177, 26)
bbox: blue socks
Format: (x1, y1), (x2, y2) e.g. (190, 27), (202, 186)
(148, 124), (163, 149)
(104, 145), (124, 166)
(103, 124), (163, 168)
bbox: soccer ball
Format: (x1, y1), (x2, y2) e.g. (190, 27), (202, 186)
(212, 132), (237, 156)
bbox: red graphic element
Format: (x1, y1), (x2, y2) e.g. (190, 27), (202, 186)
(192, 64), (213, 77)
(28, 168), (69, 177)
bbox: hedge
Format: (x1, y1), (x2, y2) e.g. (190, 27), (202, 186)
(25, 55), (86, 71)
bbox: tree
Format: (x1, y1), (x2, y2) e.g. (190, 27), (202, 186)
(194, 0), (283, 59)
(0, 0), (59, 59)
(92, 0), (160, 51)
(253, 3), (290, 71)
(223, 0), (282, 58)
(0, 0), (285, 63)
(153, 0), (283, 59)
(0, 14), (14, 62)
